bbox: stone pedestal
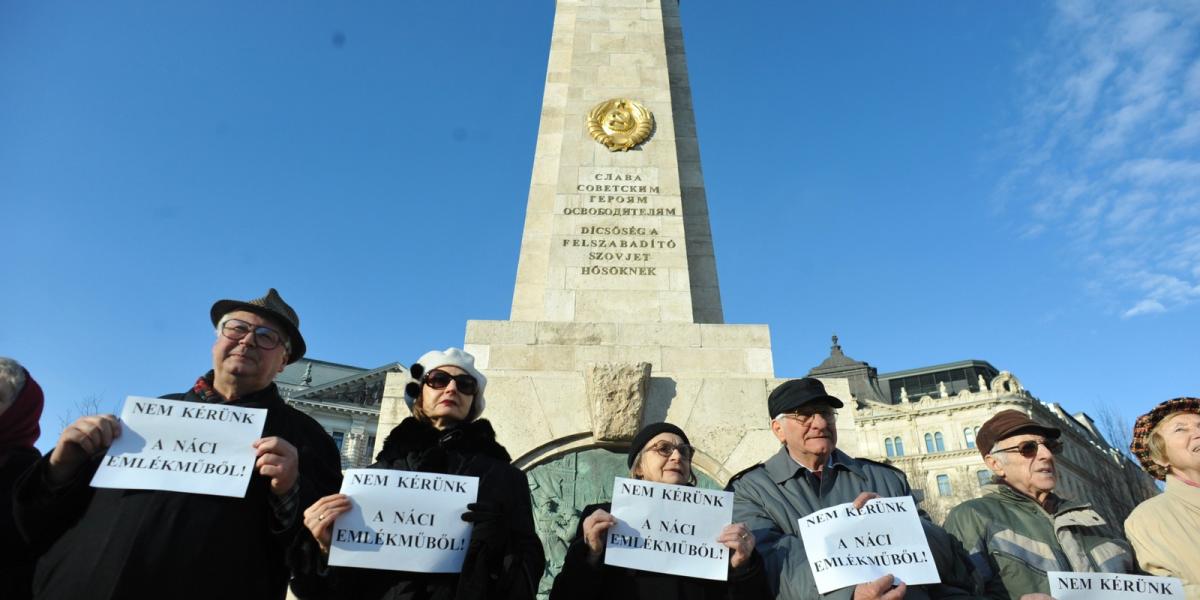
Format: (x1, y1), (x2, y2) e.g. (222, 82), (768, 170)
(376, 329), (859, 482)
(464, 320), (780, 483)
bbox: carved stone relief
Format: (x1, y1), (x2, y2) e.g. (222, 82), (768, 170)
(586, 362), (651, 442)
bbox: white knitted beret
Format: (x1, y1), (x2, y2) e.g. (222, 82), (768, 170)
(403, 347), (487, 421)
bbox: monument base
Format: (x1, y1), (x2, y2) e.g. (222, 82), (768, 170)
(376, 318), (861, 482)
(376, 319), (786, 483)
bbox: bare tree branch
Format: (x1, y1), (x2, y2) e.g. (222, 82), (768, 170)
(1092, 401), (1161, 530)
(1094, 402), (1134, 460)
(57, 394), (105, 430)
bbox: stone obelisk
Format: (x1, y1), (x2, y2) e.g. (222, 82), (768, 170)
(375, 1), (855, 593)
(455, 0), (785, 474)
(508, 1), (722, 325)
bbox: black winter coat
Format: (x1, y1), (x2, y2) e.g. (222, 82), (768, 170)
(549, 502), (772, 600)
(290, 417), (545, 600)
(12, 381), (343, 600)
(2, 446), (41, 600)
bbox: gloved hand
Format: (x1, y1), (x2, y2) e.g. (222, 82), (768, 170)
(456, 501), (509, 599)
(461, 501), (507, 547)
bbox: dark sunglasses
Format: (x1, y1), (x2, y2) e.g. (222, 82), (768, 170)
(993, 438), (1062, 458)
(423, 370), (478, 395)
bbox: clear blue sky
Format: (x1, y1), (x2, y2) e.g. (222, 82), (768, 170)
(3, 1), (1197, 453)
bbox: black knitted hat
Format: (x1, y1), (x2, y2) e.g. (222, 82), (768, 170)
(628, 422), (690, 468)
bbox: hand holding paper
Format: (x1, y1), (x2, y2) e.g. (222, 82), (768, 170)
(582, 508), (618, 562)
(304, 493), (353, 554)
(852, 574), (907, 600)
(716, 523), (755, 569)
(852, 492), (881, 509)
(327, 469), (479, 573)
(254, 436), (299, 496)
(605, 477), (735, 581)
(89, 397), (267, 497)
(49, 414), (122, 484)
(798, 496), (939, 594)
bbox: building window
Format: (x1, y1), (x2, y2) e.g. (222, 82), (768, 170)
(937, 474), (952, 496)
(363, 435), (377, 462)
(331, 431), (345, 452)
(934, 432), (945, 452)
(893, 437), (905, 456)
(964, 427), (977, 449)
(885, 438), (895, 457)
(977, 470), (991, 487)
(886, 364), (1000, 403)
(925, 433), (934, 453)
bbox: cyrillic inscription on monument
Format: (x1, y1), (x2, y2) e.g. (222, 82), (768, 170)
(557, 166), (685, 281)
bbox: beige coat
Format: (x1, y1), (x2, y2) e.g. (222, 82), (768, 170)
(1125, 475), (1200, 599)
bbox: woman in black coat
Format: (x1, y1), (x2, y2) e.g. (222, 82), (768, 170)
(0, 360), (43, 600)
(293, 348), (544, 600)
(549, 422), (770, 600)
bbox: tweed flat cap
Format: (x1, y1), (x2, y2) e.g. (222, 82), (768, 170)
(1131, 397), (1200, 480)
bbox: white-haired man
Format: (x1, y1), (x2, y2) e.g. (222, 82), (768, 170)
(729, 378), (981, 600)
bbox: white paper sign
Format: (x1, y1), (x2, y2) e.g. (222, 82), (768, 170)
(605, 477), (735, 581)
(798, 496), (940, 593)
(328, 469), (480, 573)
(1049, 572), (1184, 599)
(90, 396), (267, 497)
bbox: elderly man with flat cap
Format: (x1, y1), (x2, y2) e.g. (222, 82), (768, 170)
(14, 289), (342, 600)
(729, 378), (980, 600)
(943, 409), (1134, 600)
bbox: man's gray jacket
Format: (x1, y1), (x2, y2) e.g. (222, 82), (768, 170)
(729, 446), (982, 600)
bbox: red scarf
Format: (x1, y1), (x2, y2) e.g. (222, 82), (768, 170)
(191, 373), (225, 403)
(0, 369), (44, 457)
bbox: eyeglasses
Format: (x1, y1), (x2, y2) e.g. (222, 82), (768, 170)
(219, 318), (288, 351)
(423, 370), (478, 395)
(777, 408), (837, 424)
(993, 439), (1062, 458)
(646, 441), (695, 460)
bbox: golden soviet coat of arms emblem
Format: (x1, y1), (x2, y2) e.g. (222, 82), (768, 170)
(586, 99), (653, 151)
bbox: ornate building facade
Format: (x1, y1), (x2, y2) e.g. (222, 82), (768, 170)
(809, 337), (1159, 528)
(277, 358), (403, 470)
